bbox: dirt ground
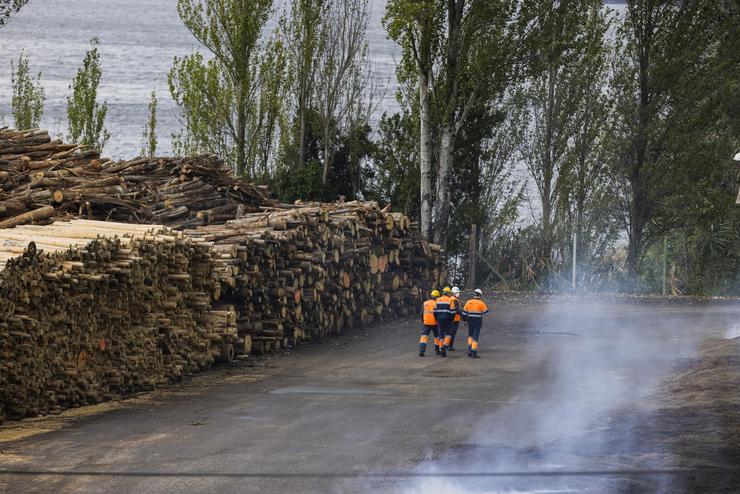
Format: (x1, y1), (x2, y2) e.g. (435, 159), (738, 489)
(0, 295), (738, 493)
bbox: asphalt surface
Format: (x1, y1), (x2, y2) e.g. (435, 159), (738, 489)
(0, 297), (738, 493)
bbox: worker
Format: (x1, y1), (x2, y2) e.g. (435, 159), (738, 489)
(433, 286), (455, 357)
(449, 286), (462, 351)
(462, 288), (489, 358)
(419, 290), (441, 356)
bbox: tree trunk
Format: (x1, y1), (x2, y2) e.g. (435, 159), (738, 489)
(419, 70), (433, 241)
(298, 105), (306, 168)
(322, 124), (331, 185)
(433, 124), (454, 246)
(236, 101), (247, 177)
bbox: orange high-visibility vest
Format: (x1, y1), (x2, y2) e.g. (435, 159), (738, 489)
(452, 297), (461, 322)
(422, 299), (437, 325)
(463, 298), (489, 319)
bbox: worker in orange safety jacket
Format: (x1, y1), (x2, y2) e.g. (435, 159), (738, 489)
(462, 288), (489, 358)
(419, 290), (441, 356)
(448, 286), (462, 351)
(434, 287), (456, 357)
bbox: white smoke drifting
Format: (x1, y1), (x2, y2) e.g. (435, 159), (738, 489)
(397, 299), (714, 494)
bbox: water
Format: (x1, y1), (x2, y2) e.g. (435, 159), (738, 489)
(0, 0), (399, 159)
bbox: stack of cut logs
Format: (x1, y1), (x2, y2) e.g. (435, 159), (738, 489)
(0, 128), (274, 229)
(186, 201), (444, 354)
(0, 220), (238, 422)
(0, 128), (446, 423)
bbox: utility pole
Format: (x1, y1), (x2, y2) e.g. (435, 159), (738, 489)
(468, 224), (477, 288)
(571, 231), (577, 290)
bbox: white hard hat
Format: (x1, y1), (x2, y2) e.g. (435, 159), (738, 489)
(474, 288), (483, 296)
(451, 286), (460, 295)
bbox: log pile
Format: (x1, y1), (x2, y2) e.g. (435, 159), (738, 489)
(0, 220), (238, 422)
(0, 128), (274, 229)
(0, 128), (447, 423)
(186, 202), (445, 354)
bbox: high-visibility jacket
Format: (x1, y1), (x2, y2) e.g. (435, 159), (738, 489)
(433, 295), (454, 322)
(463, 298), (489, 320)
(421, 299), (437, 325)
(452, 296), (461, 322)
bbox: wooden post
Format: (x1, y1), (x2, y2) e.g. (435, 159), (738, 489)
(572, 231), (577, 290)
(662, 236), (668, 296)
(469, 224), (477, 288)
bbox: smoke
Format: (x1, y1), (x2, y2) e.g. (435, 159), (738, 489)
(395, 299), (711, 494)
(723, 321), (740, 339)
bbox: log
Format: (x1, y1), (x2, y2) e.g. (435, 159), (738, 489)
(0, 205), (55, 229)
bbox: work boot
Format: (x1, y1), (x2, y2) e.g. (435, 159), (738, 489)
(470, 353), (479, 359)
(440, 348), (447, 357)
(434, 346), (440, 355)
(419, 352), (425, 357)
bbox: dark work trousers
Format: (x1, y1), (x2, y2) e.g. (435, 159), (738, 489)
(437, 319), (453, 354)
(419, 324), (439, 355)
(450, 321), (460, 348)
(467, 318), (483, 355)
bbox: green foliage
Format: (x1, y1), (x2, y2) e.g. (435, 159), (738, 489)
(171, 0), (286, 177)
(11, 53), (45, 130)
(169, 51), (235, 162)
(270, 107), (374, 202)
(66, 38), (109, 151)
(366, 111), (420, 217)
(140, 89), (157, 158)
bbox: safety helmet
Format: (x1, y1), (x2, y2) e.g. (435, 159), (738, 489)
(474, 288), (483, 297)
(431, 289), (440, 297)
(451, 286), (460, 296)
(443, 286), (452, 294)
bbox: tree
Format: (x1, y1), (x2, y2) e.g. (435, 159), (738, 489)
(517, 0), (608, 267)
(384, 0), (443, 240)
(385, 0), (520, 244)
(313, 0), (378, 186)
(11, 53), (45, 130)
(610, 0), (724, 287)
(560, 5), (617, 277)
(170, 0), (285, 176)
(368, 110), (420, 216)
(431, 0), (520, 248)
(67, 38), (109, 151)
(281, 0), (326, 169)
(141, 89), (157, 158)
(0, 0), (29, 29)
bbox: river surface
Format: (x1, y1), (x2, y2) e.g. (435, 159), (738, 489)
(0, 0), (399, 158)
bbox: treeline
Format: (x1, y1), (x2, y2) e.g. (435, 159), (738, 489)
(4, 0), (739, 295)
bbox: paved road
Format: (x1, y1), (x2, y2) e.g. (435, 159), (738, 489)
(0, 298), (737, 493)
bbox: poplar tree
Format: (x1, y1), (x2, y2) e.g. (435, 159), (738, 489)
(11, 53), (45, 130)
(141, 89), (157, 158)
(67, 38), (109, 151)
(169, 0), (287, 177)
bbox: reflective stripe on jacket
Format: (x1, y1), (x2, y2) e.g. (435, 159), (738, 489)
(422, 299), (437, 325)
(433, 295), (454, 322)
(463, 298), (489, 319)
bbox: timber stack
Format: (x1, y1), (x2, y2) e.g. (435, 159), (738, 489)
(0, 220), (238, 422)
(186, 202), (444, 354)
(0, 128), (274, 229)
(0, 129), (445, 423)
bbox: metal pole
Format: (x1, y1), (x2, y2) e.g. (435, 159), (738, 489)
(662, 236), (667, 296)
(571, 230), (577, 290)
(469, 224), (477, 288)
